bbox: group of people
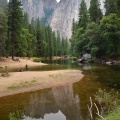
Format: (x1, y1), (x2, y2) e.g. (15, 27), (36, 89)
(18, 64), (28, 72)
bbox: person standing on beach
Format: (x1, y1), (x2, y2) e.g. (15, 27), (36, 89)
(25, 64), (28, 71)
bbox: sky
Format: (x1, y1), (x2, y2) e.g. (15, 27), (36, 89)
(56, 0), (60, 3)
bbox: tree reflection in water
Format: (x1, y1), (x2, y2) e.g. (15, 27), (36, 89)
(24, 84), (84, 120)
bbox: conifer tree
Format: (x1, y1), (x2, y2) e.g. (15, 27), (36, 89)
(78, 0), (88, 28)
(105, 0), (117, 15)
(0, 9), (7, 56)
(8, 0), (23, 59)
(56, 31), (61, 56)
(23, 12), (29, 29)
(36, 18), (42, 57)
(89, 0), (102, 24)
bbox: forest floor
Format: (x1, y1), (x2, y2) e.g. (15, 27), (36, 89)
(0, 57), (84, 97)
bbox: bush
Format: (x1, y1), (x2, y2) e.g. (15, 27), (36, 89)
(32, 57), (42, 62)
(95, 89), (120, 115)
(98, 106), (120, 120)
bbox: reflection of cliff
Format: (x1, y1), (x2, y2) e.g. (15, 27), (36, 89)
(24, 84), (84, 120)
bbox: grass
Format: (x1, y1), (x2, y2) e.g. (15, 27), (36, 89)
(8, 80), (37, 89)
(98, 106), (120, 120)
(32, 57), (43, 62)
(31, 79), (37, 83)
(49, 74), (61, 78)
(8, 85), (17, 89)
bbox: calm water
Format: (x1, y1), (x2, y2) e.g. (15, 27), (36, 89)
(0, 60), (120, 120)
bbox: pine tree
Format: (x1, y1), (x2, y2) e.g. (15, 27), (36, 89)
(105, 0), (117, 15)
(89, 0), (102, 24)
(0, 9), (7, 56)
(8, 0), (23, 59)
(117, 0), (120, 16)
(23, 12), (29, 29)
(78, 0), (88, 29)
(36, 18), (42, 57)
(47, 25), (53, 59)
(56, 31), (61, 56)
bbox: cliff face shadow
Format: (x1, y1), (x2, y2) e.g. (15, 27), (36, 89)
(24, 84), (84, 120)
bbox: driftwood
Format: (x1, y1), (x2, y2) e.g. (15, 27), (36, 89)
(88, 97), (105, 120)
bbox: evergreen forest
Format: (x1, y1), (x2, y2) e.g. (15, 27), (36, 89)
(0, 0), (120, 60)
(70, 0), (120, 59)
(0, 0), (69, 59)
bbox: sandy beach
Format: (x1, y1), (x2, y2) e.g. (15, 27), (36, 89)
(0, 57), (84, 97)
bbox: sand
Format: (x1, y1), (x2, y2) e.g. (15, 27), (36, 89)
(0, 57), (84, 97)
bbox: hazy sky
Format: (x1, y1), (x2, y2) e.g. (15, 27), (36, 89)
(56, 0), (60, 2)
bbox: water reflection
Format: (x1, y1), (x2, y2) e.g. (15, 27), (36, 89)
(24, 110), (66, 120)
(78, 63), (92, 70)
(24, 84), (83, 120)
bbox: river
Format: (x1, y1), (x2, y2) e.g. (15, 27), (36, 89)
(0, 60), (120, 120)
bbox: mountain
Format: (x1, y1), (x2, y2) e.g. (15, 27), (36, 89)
(21, 0), (105, 38)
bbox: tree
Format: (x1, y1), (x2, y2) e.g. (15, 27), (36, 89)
(23, 12), (29, 29)
(89, 0), (102, 24)
(100, 14), (120, 57)
(56, 31), (61, 56)
(83, 22), (101, 57)
(105, 0), (117, 15)
(36, 18), (42, 57)
(78, 0), (88, 29)
(8, 0), (23, 59)
(0, 9), (7, 56)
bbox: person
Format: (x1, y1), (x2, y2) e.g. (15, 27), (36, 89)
(18, 68), (22, 72)
(25, 64), (28, 71)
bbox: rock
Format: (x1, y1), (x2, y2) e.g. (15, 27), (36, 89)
(21, 0), (105, 38)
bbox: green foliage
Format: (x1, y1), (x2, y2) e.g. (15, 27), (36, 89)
(95, 89), (120, 115)
(105, 0), (118, 15)
(8, 85), (17, 89)
(89, 0), (102, 24)
(78, 0), (88, 29)
(71, 22), (101, 57)
(22, 12), (29, 29)
(0, 9), (7, 56)
(98, 106), (120, 120)
(32, 57), (42, 62)
(8, 0), (23, 59)
(8, 80), (37, 89)
(100, 14), (120, 57)
(19, 28), (36, 57)
(9, 110), (23, 120)
(71, 0), (120, 59)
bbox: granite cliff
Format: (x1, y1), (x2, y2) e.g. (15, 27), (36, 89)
(21, 0), (105, 38)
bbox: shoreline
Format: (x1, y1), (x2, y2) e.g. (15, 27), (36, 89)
(0, 57), (84, 98)
(0, 70), (84, 98)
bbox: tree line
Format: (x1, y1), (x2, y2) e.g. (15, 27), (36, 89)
(0, 0), (69, 59)
(70, 0), (120, 59)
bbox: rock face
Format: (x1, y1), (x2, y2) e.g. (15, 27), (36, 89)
(21, 0), (80, 38)
(50, 0), (81, 38)
(21, 0), (105, 38)
(21, 0), (57, 23)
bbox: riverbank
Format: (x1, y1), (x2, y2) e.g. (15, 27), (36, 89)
(0, 57), (84, 97)
(0, 57), (47, 69)
(0, 70), (84, 97)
